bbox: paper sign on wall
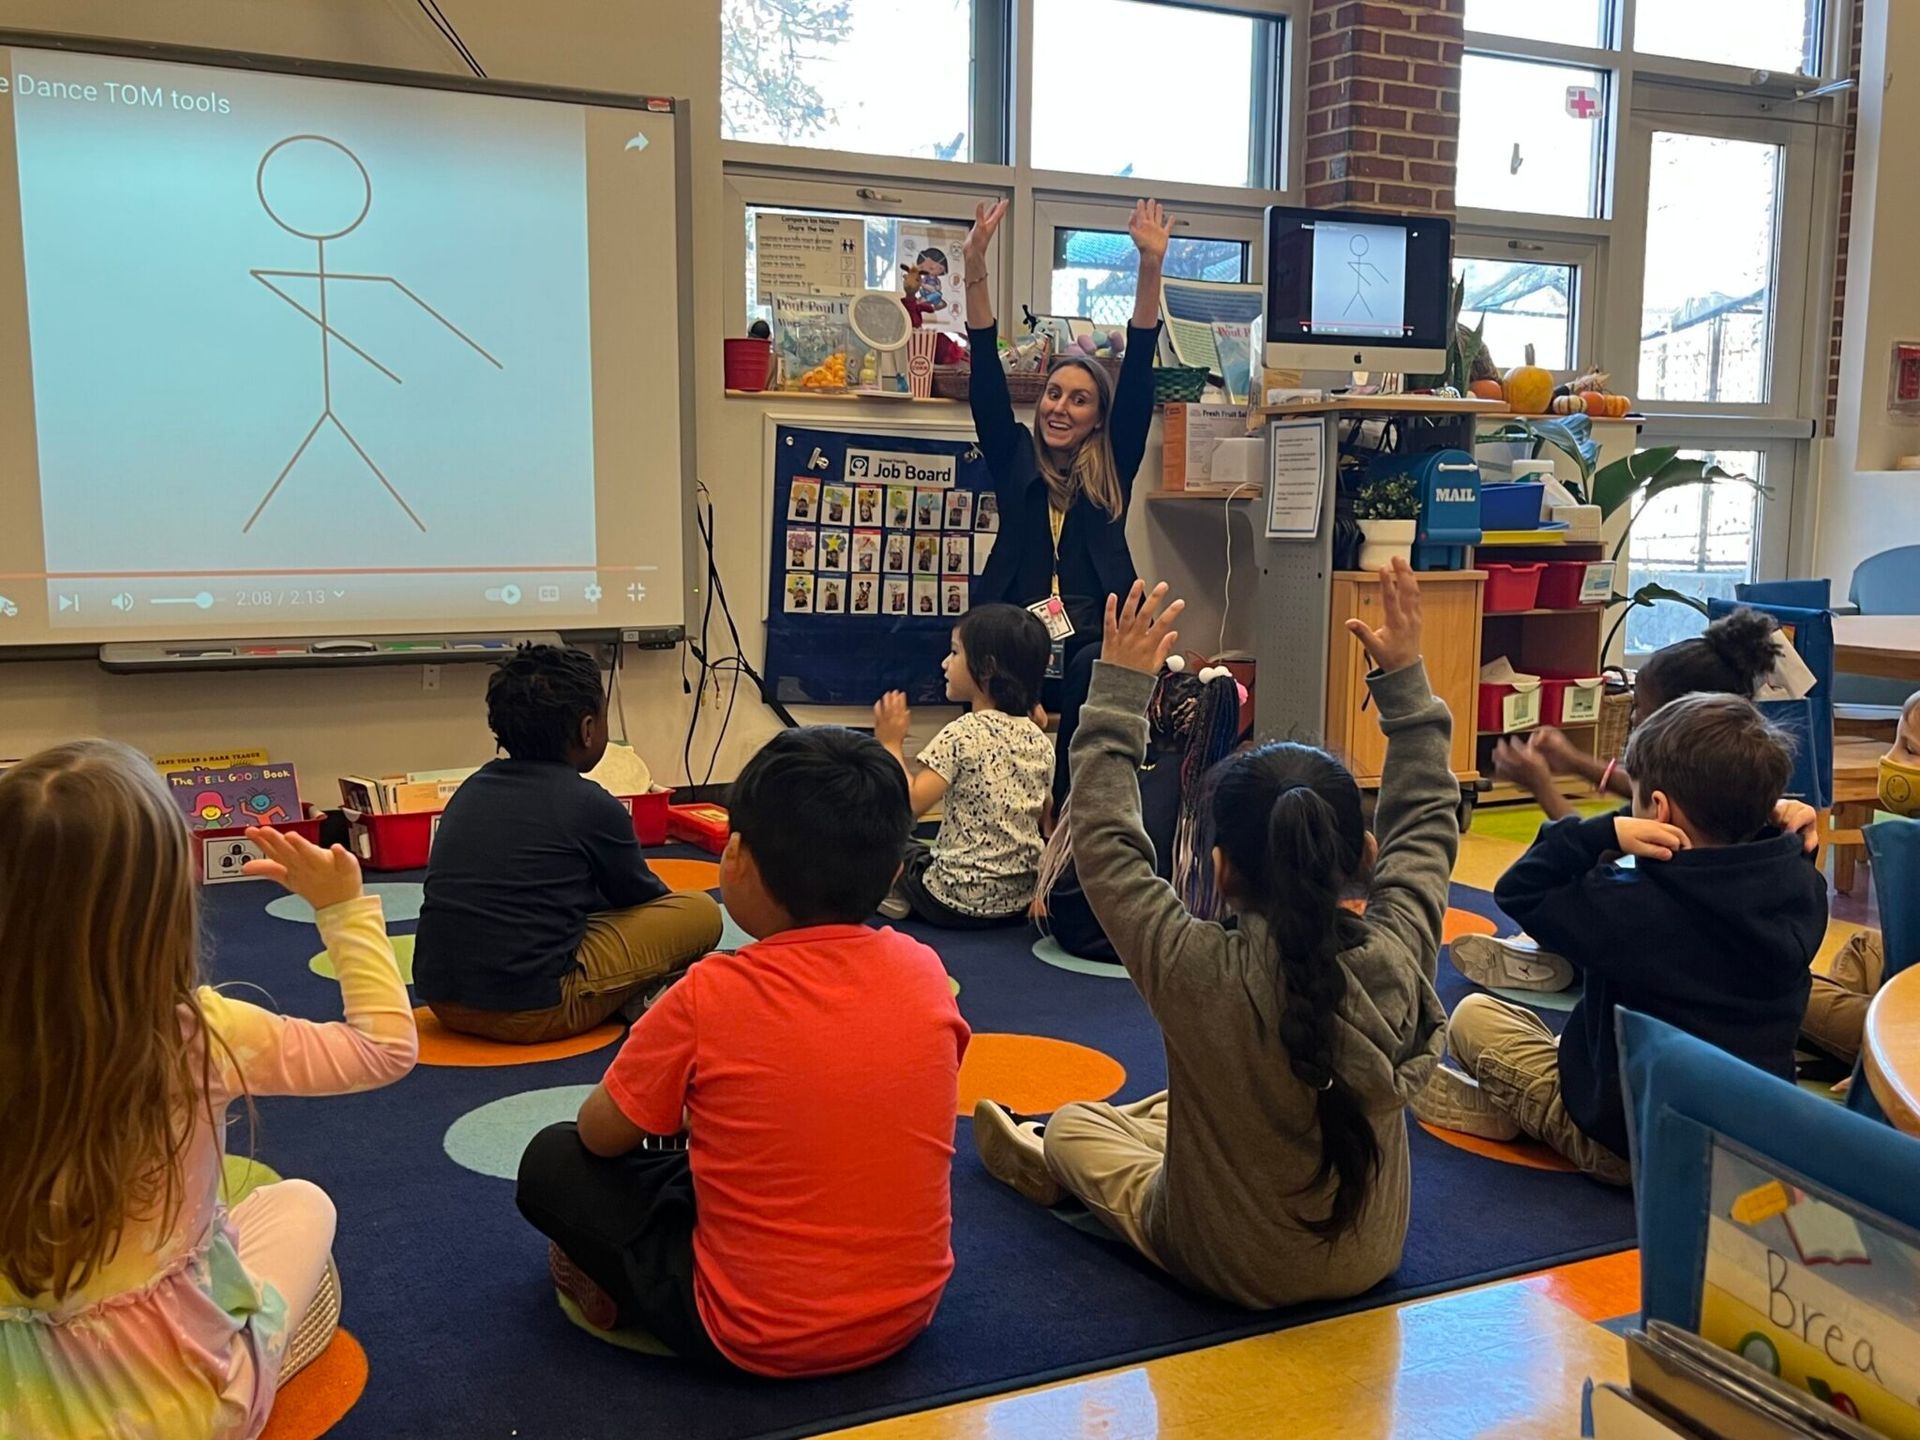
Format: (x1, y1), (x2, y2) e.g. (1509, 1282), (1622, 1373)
(756, 212), (864, 297)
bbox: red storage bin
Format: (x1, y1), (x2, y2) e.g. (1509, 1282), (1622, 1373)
(1539, 674), (1605, 726)
(349, 810), (441, 871)
(1477, 677), (1543, 734)
(1482, 562), (1546, 613)
(1535, 560), (1611, 609)
(621, 787), (674, 846)
(668, 802), (731, 855)
(196, 809), (326, 884)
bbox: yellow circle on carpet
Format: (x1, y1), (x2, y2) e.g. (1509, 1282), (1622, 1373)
(260, 1329), (367, 1440)
(221, 1154), (284, 1206)
(413, 1006), (622, 1068)
(309, 933), (413, 983)
(956, 1033), (1125, 1117)
(1418, 1121), (1578, 1173)
(651, 858), (721, 893)
(1343, 900), (1497, 946)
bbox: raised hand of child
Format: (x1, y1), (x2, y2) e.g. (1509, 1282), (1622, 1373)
(1491, 734), (1552, 790)
(873, 690), (912, 751)
(1773, 798), (1821, 853)
(242, 826), (364, 910)
(1531, 726), (1576, 770)
(1343, 556), (1423, 674)
(1103, 581), (1185, 676)
(1614, 817), (1691, 862)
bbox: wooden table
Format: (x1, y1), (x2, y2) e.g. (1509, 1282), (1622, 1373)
(1834, 614), (1920, 682)
(1865, 965), (1920, 1136)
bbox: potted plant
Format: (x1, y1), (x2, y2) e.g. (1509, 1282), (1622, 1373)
(1351, 469), (1421, 569)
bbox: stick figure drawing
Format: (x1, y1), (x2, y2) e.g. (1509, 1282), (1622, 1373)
(1343, 231), (1386, 319)
(244, 135), (502, 534)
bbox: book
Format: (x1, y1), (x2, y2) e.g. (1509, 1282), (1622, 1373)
(153, 747), (270, 774)
(335, 768), (476, 816)
(1588, 1382), (1698, 1439)
(167, 764), (302, 831)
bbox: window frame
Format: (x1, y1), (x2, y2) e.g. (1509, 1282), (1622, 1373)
(1027, 196), (1263, 330)
(1452, 231), (1600, 376)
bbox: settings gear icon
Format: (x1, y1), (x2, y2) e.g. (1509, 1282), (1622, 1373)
(583, 583), (604, 603)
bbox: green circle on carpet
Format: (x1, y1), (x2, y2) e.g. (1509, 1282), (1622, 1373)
(1032, 935), (1128, 980)
(556, 1291), (677, 1356)
(268, 882), (425, 925)
(221, 1154), (283, 1205)
(443, 1085), (596, 1180)
(310, 932), (414, 983)
(1486, 980), (1581, 1013)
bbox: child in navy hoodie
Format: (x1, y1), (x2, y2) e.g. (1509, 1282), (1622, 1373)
(1415, 692), (1828, 1181)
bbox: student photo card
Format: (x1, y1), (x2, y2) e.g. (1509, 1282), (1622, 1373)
(942, 579), (968, 616)
(884, 532), (910, 573)
(850, 576), (878, 615)
(975, 491), (1000, 532)
(884, 577), (910, 614)
(855, 485), (884, 526)
(784, 572), (814, 613)
(912, 576), (940, 615)
(914, 488), (944, 530)
(887, 485), (914, 528)
(913, 534), (939, 574)
(942, 535), (970, 576)
(819, 530), (850, 572)
(943, 488), (974, 530)
(817, 576), (846, 613)
(787, 479), (820, 523)
(822, 484), (853, 527)
(784, 527), (817, 570)
(973, 531), (996, 574)
(852, 530), (882, 574)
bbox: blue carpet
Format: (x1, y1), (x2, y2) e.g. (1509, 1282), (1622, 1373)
(201, 859), (1633, 1439)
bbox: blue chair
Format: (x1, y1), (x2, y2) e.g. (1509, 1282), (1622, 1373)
(1707, 598), (1832, 809)
(1737, 578), (1832, 611)
(1838, 546), (1920, 711)
(1845, 817), (1920, 1122)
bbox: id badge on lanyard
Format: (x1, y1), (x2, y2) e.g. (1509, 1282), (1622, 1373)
(1030, 504), (1075, 679)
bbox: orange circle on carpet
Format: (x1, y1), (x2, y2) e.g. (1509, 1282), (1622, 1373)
(261, 1329), (367, 1440)
(956, 1033), (1126, 1117)
(412, 1007), (621, 1067)
(1341, 900), (1496, 946)
(1418, 1121), (1578, 1172)
(650, 858), (721, 893)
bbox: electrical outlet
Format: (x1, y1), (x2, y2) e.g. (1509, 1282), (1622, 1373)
(422, 665), (441, 692)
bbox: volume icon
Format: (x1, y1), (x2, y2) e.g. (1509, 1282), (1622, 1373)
(111, 592), (134, 612)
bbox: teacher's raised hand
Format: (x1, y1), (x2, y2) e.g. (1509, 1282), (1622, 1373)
(1128, 199), (1172, 266)
(964, 199), (1009, 267)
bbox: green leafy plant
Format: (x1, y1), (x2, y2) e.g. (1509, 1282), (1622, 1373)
(1476, 414), (1599, 492)
(1411, 277), (1485, 393)
(1601, 581), (1710, 660)
(1351, 470), (1420, 521)
(1591, 449), (1763, 559)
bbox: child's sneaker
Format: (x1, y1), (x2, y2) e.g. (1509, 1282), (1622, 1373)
(548, 1242), (619, 1331)
(972, 1101), (1063, 1206)
(878, 890), (911, 920)
(1450, 933), (1574, 993)
(1410, 1064), (1521, 1141)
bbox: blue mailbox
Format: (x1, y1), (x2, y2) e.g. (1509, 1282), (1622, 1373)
(1361, 449), (1482, 571)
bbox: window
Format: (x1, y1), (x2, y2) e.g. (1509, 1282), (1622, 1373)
(1457, 55), (1608, 218)
(1030, 0), (1276, 187)
(744, 205), (971, 324)
(1639, 132), (1782, 406)
(1624, 448), (1762, 653)
(1049, 227), (1248, 326)
(1455, 255), (1577, 371)
(721, 0), (979, 161)
(1634, 0), (1819, 77)
(1464, 0), (1605, 48)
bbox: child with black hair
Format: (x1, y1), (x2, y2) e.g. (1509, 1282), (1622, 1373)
(874, 603), (1055, 927)
(515, 727), (968, 1376)
(1462, 605), (1784, 992)
(1416, 692), (1827, 1181)
(977, 566), (1461, 1309)
(415, 644), (722, 1042)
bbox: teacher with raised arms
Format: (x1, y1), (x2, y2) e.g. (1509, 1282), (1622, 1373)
(963, 196), (1171, 805)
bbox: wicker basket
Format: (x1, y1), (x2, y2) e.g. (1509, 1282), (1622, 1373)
(1595, 675), (1634, 763)
(1153, 366), (1210, 404)
(931, 365), (1049, 403)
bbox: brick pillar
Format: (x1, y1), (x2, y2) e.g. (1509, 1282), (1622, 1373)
(1305, 1), (1463, 218)
(1826, 0), (1865, 436)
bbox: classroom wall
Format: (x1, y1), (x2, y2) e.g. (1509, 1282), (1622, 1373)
(1812, 0), (1920, 593)
(0, 0), (1252, 785)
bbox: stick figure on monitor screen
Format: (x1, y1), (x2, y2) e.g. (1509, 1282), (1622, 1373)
(243, 135), (503, 534)
(1343, 231), (1386, 319)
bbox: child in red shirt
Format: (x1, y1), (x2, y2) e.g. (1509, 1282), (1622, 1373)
(515, 727), (970, 1377)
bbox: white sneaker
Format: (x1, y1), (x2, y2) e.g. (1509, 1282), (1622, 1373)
(1451, 933), (1574, 993)
(878, 891), (911, 920)
(1411, 1063), (1521, 1142)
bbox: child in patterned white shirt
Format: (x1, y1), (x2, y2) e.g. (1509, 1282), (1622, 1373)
(874, 604), (1055, 927)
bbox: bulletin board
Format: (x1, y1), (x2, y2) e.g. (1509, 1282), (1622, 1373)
(764, 422), (999, 705)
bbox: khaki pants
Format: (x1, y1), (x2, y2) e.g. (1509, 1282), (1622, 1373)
(1042, 1091), (1170, 1266)
(429, 892), (722, 1044)
(1801, 930), (1885, 1065)
(1448, 994), (1632, 1186)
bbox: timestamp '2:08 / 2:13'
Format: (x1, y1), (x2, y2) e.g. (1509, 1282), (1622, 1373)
(234, 590), (331, 607)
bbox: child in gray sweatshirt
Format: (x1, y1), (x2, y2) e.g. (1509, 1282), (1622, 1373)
(974, 563), (1458, 1308)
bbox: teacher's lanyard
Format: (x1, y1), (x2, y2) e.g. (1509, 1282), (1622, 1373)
(1048, 503), (1066, 598)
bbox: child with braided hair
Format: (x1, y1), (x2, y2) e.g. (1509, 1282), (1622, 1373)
(976, 563), (1458, 1308)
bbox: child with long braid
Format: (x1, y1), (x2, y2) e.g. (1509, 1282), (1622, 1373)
(975, 563), (1458, 1308)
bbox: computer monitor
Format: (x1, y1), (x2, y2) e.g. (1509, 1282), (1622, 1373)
(1262, 205), (1453, 376)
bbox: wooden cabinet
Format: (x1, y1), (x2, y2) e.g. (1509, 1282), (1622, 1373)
(1326, 569), (1484, 787)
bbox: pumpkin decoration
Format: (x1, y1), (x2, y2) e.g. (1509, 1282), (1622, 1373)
(1469, 379), (1505, 401)
(1502, 344), (1554, 414)
(1551, 394), (1587, 415)
(1579, 390), (1632, 418)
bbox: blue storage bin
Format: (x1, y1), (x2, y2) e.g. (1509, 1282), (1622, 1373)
(1479, 481), (1545, 531)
